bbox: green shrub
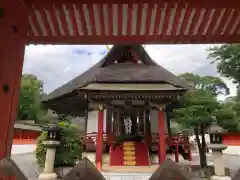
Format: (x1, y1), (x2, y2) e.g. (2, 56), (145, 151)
(36, 121), (83, 167)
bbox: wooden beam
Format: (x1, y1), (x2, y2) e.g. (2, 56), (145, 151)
(27, 34), (240, 45)
(23, 0), (240, 8)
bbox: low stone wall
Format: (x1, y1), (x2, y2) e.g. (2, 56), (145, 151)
(82, 152), (109, 164)
(180, 165), (230, 179)
(150, 154), (184, 164)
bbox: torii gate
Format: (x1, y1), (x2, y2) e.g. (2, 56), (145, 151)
(1, 0), (240, 178)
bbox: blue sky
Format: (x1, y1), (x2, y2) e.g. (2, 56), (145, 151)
(23, 44), (236, 99)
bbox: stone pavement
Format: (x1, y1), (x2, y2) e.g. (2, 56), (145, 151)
(103, 172), (151, 180)
(11, 153), (240, 180)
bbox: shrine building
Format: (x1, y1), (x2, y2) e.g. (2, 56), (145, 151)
(43, 44), (191, 170)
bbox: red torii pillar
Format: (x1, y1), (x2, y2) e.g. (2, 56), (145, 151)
(95, 104), (104, 171)
(0, 0), (28, 179)
(158, 105), (166, 164)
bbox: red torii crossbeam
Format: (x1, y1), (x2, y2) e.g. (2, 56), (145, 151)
(12, 0), (240, 44)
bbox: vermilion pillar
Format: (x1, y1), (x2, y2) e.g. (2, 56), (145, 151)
(0, 0), (27, 159)
(0, 1), (28, 179)
(158, 105), (166, 164)
(96, 104), (104, 171)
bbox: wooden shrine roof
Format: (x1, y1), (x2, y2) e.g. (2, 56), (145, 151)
(44, 45), (190, 102)
(80, 83), (187, 91)
(14, 121), (43, 132)
(16, 0), (240, 44)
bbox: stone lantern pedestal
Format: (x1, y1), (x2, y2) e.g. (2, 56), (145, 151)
(206, 119), (231, 180)
(38, 113), (61, 180)
(38, 140), (60, 180)
(208, 144), (230, 180)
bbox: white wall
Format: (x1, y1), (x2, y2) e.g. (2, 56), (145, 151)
(86, 109), (107, 133)
(150, 109), (168, 134)
(11, 145), (36, 155)
(72, 117), (85, 132)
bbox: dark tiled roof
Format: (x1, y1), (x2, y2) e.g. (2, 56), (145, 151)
(44, 45), (189, 102)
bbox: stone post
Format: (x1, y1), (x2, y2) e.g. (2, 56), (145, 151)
(206, 120), (231, 180)
(208, 144), (230, 180)
(38, 111), (61, 180)
(38, 140), (60, 180)
(43, 140), (60, 173)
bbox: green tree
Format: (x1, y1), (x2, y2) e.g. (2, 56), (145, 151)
(208, 44), (240, 94)
(172, 89), (219, 168)
(172, 73), (231, 168)
(17, 74), (47, 123)
(215, 96), (240, 132)
(36, 121), (82, 169)
(180, 73), (230, 96)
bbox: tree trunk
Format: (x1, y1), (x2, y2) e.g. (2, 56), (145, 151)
(194, 127), (207, 168)
(200, 125), (207, 168)
(166, 111), (172, 138)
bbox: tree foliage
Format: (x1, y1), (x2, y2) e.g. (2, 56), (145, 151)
(215, 96), (240, 132)
(180, 72), (229, 96)
(17, 74), (47, 123)
(172, 89), (219, 168)
(36, 121), (82, 168)
(208, 44), (240, 94)
(172, 73), (230, 168)
(173, 90), (219, 127)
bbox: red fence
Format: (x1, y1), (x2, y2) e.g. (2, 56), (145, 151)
(223, 133), (240, 146)
(13, 128), (41, 144)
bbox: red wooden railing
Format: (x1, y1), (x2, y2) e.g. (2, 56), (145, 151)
(80, 132), (192, 162)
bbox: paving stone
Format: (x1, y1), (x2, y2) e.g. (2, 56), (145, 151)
(109, 176), (122, 180)
(134, 175), (148, 180)
(104, 176), (110, 180)
(102, 174), (151, 180)
(122, 175), (134, 180)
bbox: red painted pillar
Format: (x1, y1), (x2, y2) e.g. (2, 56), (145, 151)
(0, 1), (28, 179)
(96, 104), (104, 171)
(0, 1), (27, 155)
(158, 105), (166, 164)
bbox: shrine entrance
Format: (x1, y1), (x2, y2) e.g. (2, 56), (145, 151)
(114, 108), (146, 136)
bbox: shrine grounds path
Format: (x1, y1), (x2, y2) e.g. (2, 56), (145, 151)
(11, 153), (240, 180)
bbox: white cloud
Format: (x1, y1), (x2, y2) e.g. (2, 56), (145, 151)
(23, 44), (237, 98)
(23, 45), (107, 93)
(145, 44), (213, 74)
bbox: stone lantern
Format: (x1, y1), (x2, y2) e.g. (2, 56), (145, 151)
(208, 121), (224, 145)
(206, 119), (230, 180)
(38, 110), (61, 180)
(44, 126), (61, 142)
